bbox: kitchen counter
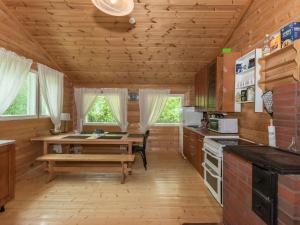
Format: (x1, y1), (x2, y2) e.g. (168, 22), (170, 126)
(184, 126), (239, 138)
(224, 145), (300, 174)
(0, 140), (16, 146)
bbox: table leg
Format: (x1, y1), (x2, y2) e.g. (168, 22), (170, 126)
(121, 162), (126, 184)
(128, 142), (133, 175)
(128, 142), (132, 154)
(43, 142), (49, 170)
(43, 142), (48, 155)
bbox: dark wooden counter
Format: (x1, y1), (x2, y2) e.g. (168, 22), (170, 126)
(224, 145), (300, 174)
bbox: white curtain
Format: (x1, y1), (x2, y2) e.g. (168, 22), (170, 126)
(139, 89), (170, 132)
(0, 48), (32, 115)
(103, 88), (128, 132)
(38, 64), (64, 131)
(74, 88), (99, 131)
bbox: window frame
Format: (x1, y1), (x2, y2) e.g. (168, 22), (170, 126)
(154, 94), (184, 126)
(0, 69), (39, 121)
(83, 95), (118, 126)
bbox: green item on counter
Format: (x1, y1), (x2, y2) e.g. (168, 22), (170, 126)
(222, 48), (232, 53)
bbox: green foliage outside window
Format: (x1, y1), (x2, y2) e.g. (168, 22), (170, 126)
(86, 96), (117, 123)
(4, 83), (27, 115)
(156, 97), (182, 124)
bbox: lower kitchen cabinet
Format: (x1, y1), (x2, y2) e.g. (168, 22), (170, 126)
(0, 142), (15, 212)
(183, 128), (204, 177)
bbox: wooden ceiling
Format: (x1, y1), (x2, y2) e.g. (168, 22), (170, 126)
(3, 0), (251, 84)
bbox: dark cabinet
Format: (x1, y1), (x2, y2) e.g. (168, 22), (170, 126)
(194, 66), (208, 110)
(195, 52), (240, 112)
(207, 61), (217, 111)
(183, 128), (204, 177)
(216, 53), (241, 112)
(0, 142), (15, 212)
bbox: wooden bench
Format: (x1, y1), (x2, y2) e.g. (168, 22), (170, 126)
(36, 154), (135, 184)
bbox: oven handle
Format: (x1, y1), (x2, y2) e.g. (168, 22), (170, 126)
(202, 147), (222, 160)
(202, 162), (222, 179)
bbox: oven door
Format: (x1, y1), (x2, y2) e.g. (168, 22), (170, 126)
(202, 162), (222, 205)
(203, 147), (222, 176)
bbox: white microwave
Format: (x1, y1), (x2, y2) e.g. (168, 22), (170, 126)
(208, 118), (238, 134)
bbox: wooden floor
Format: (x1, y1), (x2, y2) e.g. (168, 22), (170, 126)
(0, 149), (222, 225)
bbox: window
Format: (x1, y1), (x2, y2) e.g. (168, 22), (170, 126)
(2, 72), (37, 118)
(85, 96), (117, 124)
(156, 95), (183, 124)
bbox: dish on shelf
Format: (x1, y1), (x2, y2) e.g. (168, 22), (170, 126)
(236, 77), (255, 88)
(236, 66), (255, 75)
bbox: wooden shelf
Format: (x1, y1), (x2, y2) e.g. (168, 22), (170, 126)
(260, 43), (295, 61)
(236, 84), (255, 89)
(236, 67), (255, 76)
(234, 49), (263, 112)
(259, 40), (300, 90)
(235, 101), (255, 104)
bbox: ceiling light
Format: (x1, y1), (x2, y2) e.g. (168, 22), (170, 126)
(91, 0), (134, 16)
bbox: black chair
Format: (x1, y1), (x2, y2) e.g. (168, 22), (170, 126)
(132, 130), (150, 170)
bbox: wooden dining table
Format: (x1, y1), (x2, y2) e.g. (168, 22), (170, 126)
(31, 133), (144, 173)
(31, 133), (144, 155)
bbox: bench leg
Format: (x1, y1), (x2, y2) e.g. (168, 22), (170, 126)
(121, 162), (127, 184)
(128, 143), (133, 175)
(47, 161), (56, 183)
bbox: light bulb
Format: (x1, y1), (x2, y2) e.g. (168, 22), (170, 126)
(109, 0), (118, 4)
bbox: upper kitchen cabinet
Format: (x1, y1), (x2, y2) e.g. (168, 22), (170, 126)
(195, 66), (208, 111)
(195, 52), (240, 112)
(217, 52), (241, 112)
(207, 60), (217, 111)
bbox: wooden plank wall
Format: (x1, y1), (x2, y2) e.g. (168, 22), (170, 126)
(226, 0), (300, 144)
(0, 1), (74, 177)
(77, 83), (194, 152)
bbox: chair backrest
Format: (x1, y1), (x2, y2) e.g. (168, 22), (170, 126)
(143, 130), (150, 150)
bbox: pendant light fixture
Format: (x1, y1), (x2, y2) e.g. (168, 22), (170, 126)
(91, 0), (134, 16)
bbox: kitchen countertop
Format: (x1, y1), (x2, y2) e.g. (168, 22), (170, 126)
(184, 126), (239, 138)
(0, 140), (16, 146)
(224, 145), (300, 174)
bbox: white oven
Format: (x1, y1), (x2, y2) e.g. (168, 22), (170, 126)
(202, 136), (238, 206)
(202, 137), (255, 206)
(202, 142), (223, 205)
(202, 162), (222, 205)
(203, 143), (222, 175)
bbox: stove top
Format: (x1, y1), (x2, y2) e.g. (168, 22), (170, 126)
(210, 138), (257, 146)
(203, 137), (258, 158)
